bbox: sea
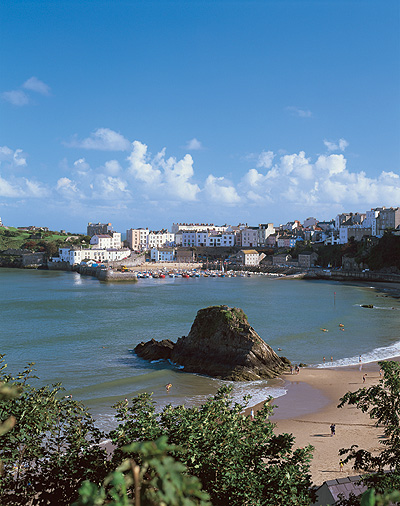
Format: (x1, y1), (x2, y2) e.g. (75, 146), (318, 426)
(1, 268), (399, 430)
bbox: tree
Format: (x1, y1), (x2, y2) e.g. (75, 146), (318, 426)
(0, 356), (110, 505)
(109, 386), (314, 506)
(73, 437), (211, 506)
(338, 360), (400, 497)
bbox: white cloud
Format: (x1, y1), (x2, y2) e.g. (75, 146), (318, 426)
(184, 138), (203, 150)
(323, 138), (349, 152)
(286, 106), (312, 118)
(104, 160), (122, 175)
(22, 77), (50, 95)
(205, 175), (241, 204)
(315, 154), (346, 176)
(163, 154), (200, 201)
(24, 179), (47, 197)
(280, 151), (313, 179)
(56, 177), (80, 196)
(67, 128), (131, 151)
(0, 146), (27, 169)
(257, 150), (274, 169)
(2, 90), (29, 106)
(127, 141), (162, 184)
(98, 176), (129, 197)
(0, 176), (22, 197)
(73, 158), (91, 175)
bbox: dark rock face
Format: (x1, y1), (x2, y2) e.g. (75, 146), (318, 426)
(135, 338), (175, 361)
(134, 306), (288, 381)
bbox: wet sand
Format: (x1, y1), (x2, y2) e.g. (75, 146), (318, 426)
(245, 359), (395, 486)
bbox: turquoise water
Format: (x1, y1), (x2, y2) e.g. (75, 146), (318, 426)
(1, 268), (399, 429)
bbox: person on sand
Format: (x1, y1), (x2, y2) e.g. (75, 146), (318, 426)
(363, 374), (367, 384)
(339, 459), (344, 472)
(330, 423), (336, 436)
(250, 409), (254, 421)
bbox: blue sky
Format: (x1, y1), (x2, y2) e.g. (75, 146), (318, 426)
(1, 0), (399, 233)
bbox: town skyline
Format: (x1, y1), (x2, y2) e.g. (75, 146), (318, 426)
(1, 1), (399, 232)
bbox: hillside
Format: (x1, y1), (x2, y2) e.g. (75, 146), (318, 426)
(0, 226), (89, 255)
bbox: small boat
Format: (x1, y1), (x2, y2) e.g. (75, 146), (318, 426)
(169, 273), (175, 278)
(159, 274), (165, 278)
(182, 273), (190, 278)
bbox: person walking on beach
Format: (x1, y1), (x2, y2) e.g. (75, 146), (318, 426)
(330, 423), (336, 436)
(250, 409), (254, 421)
(363, 374), (367, 384)
(339, 459), (344, 472)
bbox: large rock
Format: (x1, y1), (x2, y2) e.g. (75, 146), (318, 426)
(135, 305), (288, 380)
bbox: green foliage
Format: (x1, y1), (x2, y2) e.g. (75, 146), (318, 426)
(73, 437), (211, 506)
(338, 361), (400, 498)
(360, 488), (400, 506)
(110, 386), (314, 506)
(0, 356), (110, 505)
(0, 358), (315, 505)
(368, 233), (400, 271)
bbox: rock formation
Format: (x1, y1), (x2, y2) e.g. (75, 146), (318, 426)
(134, 305), (288, 380)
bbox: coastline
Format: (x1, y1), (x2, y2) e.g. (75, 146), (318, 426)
(245, 358), (399, 486)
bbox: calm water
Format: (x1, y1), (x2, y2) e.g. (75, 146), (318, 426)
(1, 268), (399, 429)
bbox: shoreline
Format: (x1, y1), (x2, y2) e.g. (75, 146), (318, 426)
(244, 358), (398, 485)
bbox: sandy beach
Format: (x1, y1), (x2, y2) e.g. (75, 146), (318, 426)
(246, 359), (395, 486)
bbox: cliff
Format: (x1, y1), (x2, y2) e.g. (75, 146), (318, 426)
(135, 305), (288, 381)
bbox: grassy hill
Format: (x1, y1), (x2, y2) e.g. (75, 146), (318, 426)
(0, 227), (89, 255)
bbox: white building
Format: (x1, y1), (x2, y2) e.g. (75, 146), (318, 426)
(172, 223), (228, 234)
(258, 223), (275, 246)
(241, 227), (258, 247)
(56, 247), (130, 265)
(181, 230), (235, 247)
(147, 230), (175, 249)
(150, 248), (176, 262)
(90, 232), (122, 249)
(237, 249), (260, 266)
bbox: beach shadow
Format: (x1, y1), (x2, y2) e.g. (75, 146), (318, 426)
(311, 434), (331, 438)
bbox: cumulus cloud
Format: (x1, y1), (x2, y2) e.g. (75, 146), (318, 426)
(257, 150), (274, 169)
(280, 151), (313, 179)
(2, 90), (29, 106)
(127, 142), (200, 200)
(285, 106), (312, 118)
(127, 141), (162, 184)
(66, 128), (131, 151)
(104, 160), (122, 175)
(56, 177), (82, 199)
(323, 138), (349, 152)
(184, 138), (203, 150)
(23, 77), (50, 95)
(205, 175), (241, 204)
(315, 154), (346, 175)
(0, 146), (27, 168)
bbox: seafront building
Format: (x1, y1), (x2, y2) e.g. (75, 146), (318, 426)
(54, 246), (130, 265)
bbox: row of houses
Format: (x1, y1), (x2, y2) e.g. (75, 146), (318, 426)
(52, 209), (399, 267)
